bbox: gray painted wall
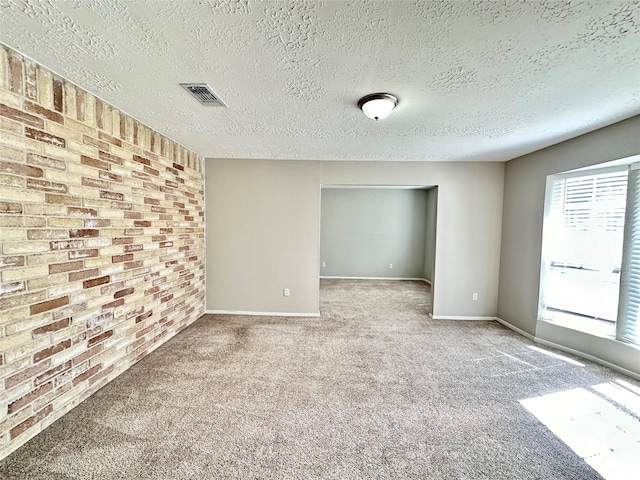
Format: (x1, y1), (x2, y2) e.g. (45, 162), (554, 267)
(498, 115), (640, 375)
(423, 187), (438, 283)
(320, 188), (427, 279)
(206, 159), (504, 318)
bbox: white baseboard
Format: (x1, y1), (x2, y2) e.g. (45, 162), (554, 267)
(320, 276), (428, 281)
(495, 317), (535, 341)
(495, 317), (640, 380)
(205, 310), (320, 317)
(432, 315), (497, 321)
(533, 337), (640, 381)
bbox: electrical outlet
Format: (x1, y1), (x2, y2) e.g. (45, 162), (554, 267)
(321, 262), (326, 268)
(472, 292), (478, 301)
(389, 263), (393, 269)
(283, 288), (290, 297)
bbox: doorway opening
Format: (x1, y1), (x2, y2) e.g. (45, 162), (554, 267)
(319, 185), (437, 316)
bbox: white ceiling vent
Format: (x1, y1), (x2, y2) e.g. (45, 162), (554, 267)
(180, 83), (226, 107)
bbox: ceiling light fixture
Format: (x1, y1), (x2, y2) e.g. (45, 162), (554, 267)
(358, 93), (398, 121)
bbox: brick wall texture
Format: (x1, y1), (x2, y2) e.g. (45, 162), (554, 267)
(0, 44), (205, 459)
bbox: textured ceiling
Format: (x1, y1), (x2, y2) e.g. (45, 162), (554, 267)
(1, 0), (639, 162)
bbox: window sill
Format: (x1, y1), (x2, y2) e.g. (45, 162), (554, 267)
(539, 310), (616, 340)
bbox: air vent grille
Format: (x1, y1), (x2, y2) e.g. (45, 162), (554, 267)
(180, 83), (226, 107)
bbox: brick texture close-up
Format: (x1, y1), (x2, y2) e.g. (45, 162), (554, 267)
(0, 44), (206, 459)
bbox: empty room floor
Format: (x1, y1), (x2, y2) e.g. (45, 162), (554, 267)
(1, 279), (639, 479)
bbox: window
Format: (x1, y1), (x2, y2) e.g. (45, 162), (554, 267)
(540, 162), (639, 346)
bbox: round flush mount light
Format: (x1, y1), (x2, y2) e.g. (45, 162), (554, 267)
(358, 93), (398, 121)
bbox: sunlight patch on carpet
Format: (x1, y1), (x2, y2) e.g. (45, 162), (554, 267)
(593, 380), (640, 418)
(520, 386), (640, 480)
(527, 345), (585, 367)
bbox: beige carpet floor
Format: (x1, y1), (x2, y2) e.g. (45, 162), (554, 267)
(1, 279), (638, 479)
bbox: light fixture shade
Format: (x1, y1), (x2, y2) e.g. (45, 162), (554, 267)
(358, 93), (398, 120)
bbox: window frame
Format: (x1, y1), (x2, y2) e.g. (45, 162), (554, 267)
(538, 161), (638, 345)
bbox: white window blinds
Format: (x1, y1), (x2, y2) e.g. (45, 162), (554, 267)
(617, 166), (640, 345)
(552, 171), (628, 233)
